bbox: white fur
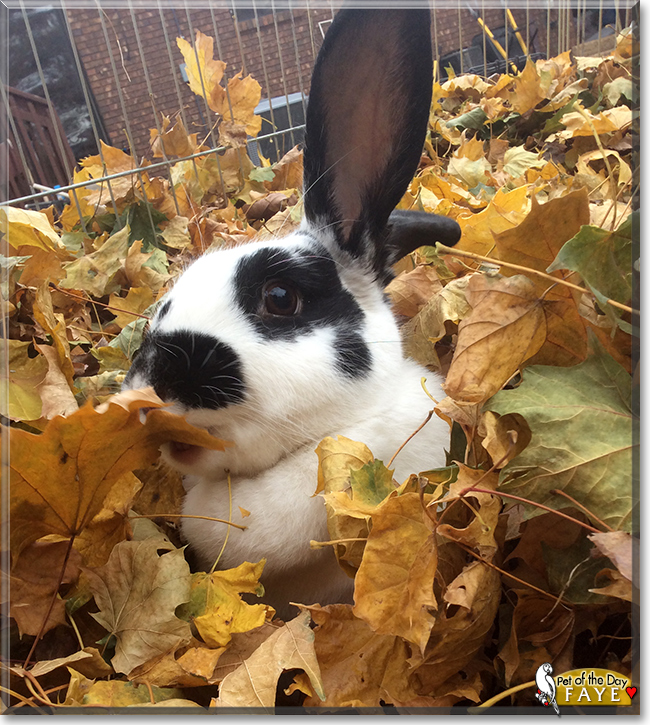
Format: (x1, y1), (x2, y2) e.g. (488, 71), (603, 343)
(123, 8), (454, 617)
(126, 230), (449, 618)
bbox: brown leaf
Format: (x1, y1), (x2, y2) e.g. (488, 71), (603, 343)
(128, 641), (224, 688)
(244, 192), (289, 222)
(33, 282), (75, 387)
(456, 185), (530, 257)
(216, 72), (263, 138)
(434, 397), (480, 432)
(85, 537), (192, 676)
(443, 274), (546, 403)
(176, 32), (226, 112)
(123, 239), (170, 294)
(213, 611), (324, 707)
(505, 512), (585, 586)
(59, 225), (131, 298)
(493, 188), (591, 366)
(74, 472), (143, 567)
(107, 287), (154, 329)
(353, 493), (437, 653)
(413, 563), (501, 693)
(132, 459), (185, 519)
(150, 115), (205, 159)
(68, 647), (115, 680)
(34, 343), (78, 419)
(436, 465), (501, 559)
(303, 604), (419, 707)
(401, 274), (473, 369)
(387, 265), (443, 318)
(488, 58), (546, 115)
(494, 189), (590, 282)
(11, 650), (94, 680)
(209, 622), (280, 684)
(265, 146), (303, 192)
(17, 245), (68, 288)
(9, 394), (229, 561)
(590, 568), (633, 602)
(589, 531), (635, 581)
(9, 540), (81, 637)
(479, 410), (531, 468)
(496, 589), (575, 686)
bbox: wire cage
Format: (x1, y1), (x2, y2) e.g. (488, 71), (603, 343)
(0, 0), (637, 223)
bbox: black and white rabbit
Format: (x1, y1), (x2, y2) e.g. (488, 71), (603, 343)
(124, 8), (461, 618)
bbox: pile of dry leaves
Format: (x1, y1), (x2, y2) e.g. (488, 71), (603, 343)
(1, 27), (637, 711)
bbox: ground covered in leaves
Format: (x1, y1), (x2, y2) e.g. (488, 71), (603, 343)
(1, 27), (637, 711)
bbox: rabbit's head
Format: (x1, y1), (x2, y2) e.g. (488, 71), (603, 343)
(124, 9), (460, 481)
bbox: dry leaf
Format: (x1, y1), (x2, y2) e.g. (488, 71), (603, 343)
(213, 611), (324, 707)
(303, 604), (419, 707)
(10, 540), (81, 637)
(187, 561), (273, 648)
(9, 395), (229, 561)
(353, 493), (437, 653)
(85, 537), (192, 676)
(443, 274), (546, 403)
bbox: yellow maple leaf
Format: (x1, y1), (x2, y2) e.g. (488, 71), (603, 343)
(176, 31), (226, 112)
(9, 394), (229, 562)
(190, 561), (273, 649)
(0, 206), (64, 252)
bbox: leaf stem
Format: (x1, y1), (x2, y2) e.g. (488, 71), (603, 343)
(50, 283), (151, 320)
(452, 541), (564, 604)
(22, 671), (53, 707)
(476, 679), (536, 707)
(23, 535), (76, 671)
(550, 488), (614, 532)
(310, 537), (367, 549)
(435, 244), (637, 315)
(457, 486), (601, 534)
(66, 610), (85, 651)
(434, 434), (516, 531)
(387, 409), (434, 469)
(0, 684), (45, 710)
(129, 513), (247, 531)
(211, 469), (233, 572)
(576, 105), (617, 223)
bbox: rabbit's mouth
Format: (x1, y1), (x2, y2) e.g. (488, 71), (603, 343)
(167, 440), (204, 466)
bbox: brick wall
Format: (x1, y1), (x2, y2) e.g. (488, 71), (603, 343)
(66, 5), (559, 162)
(66, 5), (334, 160)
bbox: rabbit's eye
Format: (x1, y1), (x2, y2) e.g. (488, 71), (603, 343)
(262, 281), (301, 316)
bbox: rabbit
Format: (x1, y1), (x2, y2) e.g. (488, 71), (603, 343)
(123, 8), (461, 619)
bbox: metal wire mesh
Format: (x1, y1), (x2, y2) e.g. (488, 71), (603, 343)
(0, 0), (637, 233)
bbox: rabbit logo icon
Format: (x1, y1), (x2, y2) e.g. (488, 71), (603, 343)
(536, 662), (560, 715)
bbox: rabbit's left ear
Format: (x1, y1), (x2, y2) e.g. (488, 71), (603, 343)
(303, 9), (434, 273)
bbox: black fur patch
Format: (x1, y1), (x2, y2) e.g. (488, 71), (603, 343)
(233, 246), (368, 344)
(334, 330), (372, 378)
(156, 299), (172, 320)
(126, 331), (245, 409)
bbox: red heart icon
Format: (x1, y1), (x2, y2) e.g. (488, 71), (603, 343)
(626, 687), (637, 699)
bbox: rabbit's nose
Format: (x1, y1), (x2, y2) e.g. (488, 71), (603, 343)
(145, 330), (247, 411)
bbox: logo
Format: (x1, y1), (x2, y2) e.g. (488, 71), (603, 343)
(535, 663), (560, 715)
(534, 665), (635, 713)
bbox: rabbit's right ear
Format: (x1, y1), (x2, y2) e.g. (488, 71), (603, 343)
(303, 9), (433, 275)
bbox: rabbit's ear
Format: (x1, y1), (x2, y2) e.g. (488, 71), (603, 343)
(384, 210), (462, 269)
(303, 9), (433, 272)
